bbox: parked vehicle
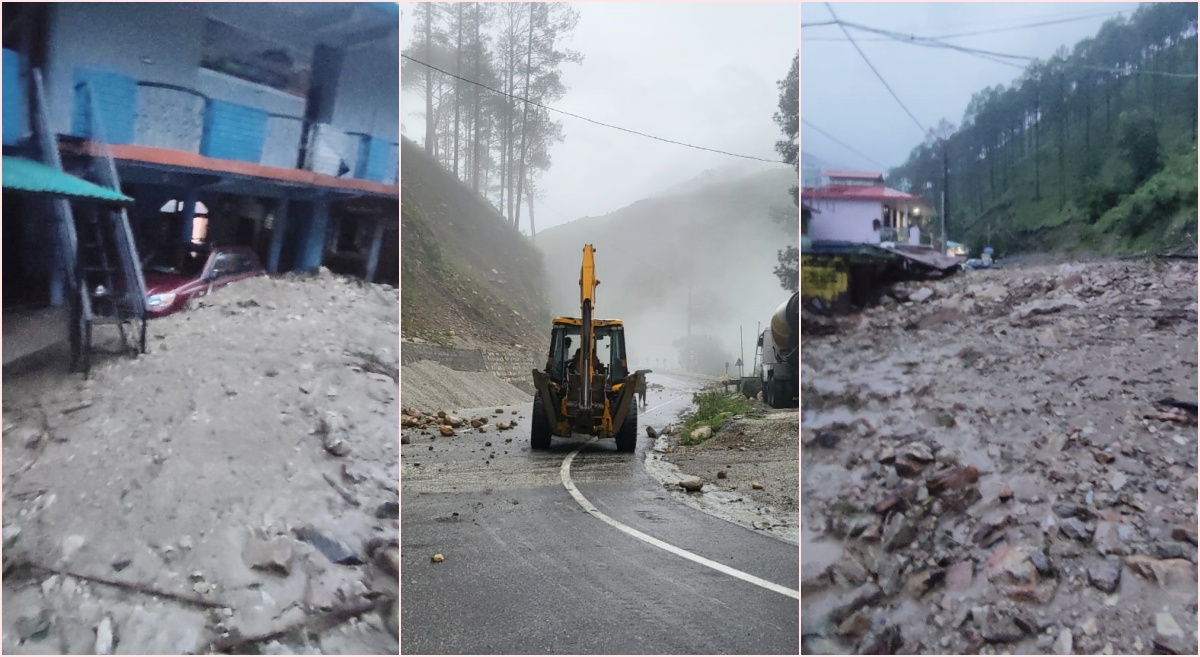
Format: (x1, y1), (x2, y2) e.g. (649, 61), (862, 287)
(758, 292), (799, 408)
(142, 243), (265, 317)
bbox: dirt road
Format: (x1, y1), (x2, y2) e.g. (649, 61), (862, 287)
(801, 258), (1197, 655)
(2, 271), (399, 654)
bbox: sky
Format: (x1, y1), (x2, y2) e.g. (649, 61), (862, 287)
(400, 2), (799, 231)
(801, 1), (1144, 173)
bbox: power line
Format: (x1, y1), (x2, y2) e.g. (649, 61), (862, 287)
(800, 119), (889, 170)
(805, 10), (1126, 41)
(933, 10), (1127, 40)
(837, 20), (1198, 79)
(825, 3), (927, 135)
(401, 54), (782, 163)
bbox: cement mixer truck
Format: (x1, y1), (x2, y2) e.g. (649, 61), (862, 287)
(758, 292), (799, 408)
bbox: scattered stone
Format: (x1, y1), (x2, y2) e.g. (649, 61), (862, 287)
(1060, 517), (1092, 542)
(836, 611), (873, 638)
(893, 456), (924, 478)
(910, 287), (934, 303)
(997, 483), (1015, 502)
(981, 614), (1026, 644)
(401, 434), (411, 445)
(439, 426), (455, 437)
(679, 477), (704, 493)
(945, 561), (974, 591)
(690, 426), (712, 442)
(751, 481), (764, 490)
(985, 545), (1039, 587)
(828, 582), (883, 624)
(1124, 555), (1195, 588)
(646, 426), (658, 438)
(1087, 556), (1121, 593)
(431, 553), (444, 563)
(2, 524), (20, 548)
(1053, 628), (1073, 655)
(94, 616), (115, 654)
(716, 470), (728, 479)
(375, 501), (399, 519)
(242, 531), (293, 576)
(1155, 611), (1184, 638)
(1153, 542), (1193, 561)
(1081, 617), (1098, 636)
(1171, 526), (1198, 546)
(294, 526), (362, 565)
(111, 558), (132, 572)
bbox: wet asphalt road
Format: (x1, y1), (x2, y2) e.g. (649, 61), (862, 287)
(400, 371), (799, 654)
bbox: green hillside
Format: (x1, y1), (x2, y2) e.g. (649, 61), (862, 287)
(400, 137), (550, 347)
(888, 3), (1198, 257)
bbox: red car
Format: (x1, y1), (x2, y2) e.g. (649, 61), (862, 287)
(142, 243), (265, 317)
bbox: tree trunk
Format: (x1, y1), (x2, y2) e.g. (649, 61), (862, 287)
(452, 3), (462, 179)
(1034, 94), (1041, 200)
(514, 3), (535, 233)
(527, 165), (538, 239)
(471, 3), (482, 193)
(424, 3), (434, 156)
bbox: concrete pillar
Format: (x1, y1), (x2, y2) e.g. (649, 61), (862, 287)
(49, 228), (65, 307)
(297, 198), (331, 272)
(267, 199), (290, 273)
(181, 188), (198, 243)
(364, 216), (385, 283)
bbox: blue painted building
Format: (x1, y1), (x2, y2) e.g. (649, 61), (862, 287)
(3, 2), (399, 311)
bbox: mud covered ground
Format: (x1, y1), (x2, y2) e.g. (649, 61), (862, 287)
(2, 271), (399, 654)
(801, 258), (1198, 655)
(649, 406), (800, 545)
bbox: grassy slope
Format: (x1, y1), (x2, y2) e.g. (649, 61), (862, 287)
(400, 137), (550, 348)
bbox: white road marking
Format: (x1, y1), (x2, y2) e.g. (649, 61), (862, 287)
(560, 442), (800, 601)
(644, 394), (687, 414)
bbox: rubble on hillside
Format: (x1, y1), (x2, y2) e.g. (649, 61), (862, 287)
(2, 270), (399, 654)
(801, 259), (1198, 655)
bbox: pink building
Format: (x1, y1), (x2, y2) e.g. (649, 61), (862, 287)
(802, 170), (927, 245)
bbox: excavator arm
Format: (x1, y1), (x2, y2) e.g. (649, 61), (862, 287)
(579, 245), (599, 411)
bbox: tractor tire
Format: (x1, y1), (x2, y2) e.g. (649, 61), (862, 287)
(615, 403), (638, 453)
(767, 378), (788, 409)
(531, 394), (552, 450)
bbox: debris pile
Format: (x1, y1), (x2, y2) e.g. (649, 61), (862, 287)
(801, 259), (1198, 655)
(2, 270), (398, 654)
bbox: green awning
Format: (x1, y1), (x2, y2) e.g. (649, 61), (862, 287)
(2, 155), (132, 204)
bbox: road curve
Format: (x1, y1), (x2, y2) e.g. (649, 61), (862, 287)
(401, 372), (799, 654)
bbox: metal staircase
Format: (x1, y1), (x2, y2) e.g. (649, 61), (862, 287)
(29, 69), (147, 376)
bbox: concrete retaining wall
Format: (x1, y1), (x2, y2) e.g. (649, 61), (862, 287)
(483, 349), (542, 393)
(400, 341), (541, 394)
(400, 343), (486, 372)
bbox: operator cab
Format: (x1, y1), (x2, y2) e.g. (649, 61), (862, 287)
(547, 318), (629, 387)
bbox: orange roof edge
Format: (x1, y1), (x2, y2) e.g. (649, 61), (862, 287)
(75, 141), (398, 197)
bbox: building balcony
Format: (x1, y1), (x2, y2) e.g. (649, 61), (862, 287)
(66, 67), (397, 188)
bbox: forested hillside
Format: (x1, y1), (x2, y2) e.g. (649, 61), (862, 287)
(887, 2), (1197, 256)
(402, 2), (580, 236)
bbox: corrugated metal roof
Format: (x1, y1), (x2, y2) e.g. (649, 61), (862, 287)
(1, 156), (132, 203)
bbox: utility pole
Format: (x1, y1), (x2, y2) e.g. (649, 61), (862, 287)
(941, 142), (949, 254)
(686, 282), (692, 372)
(739, 326), (744, 379)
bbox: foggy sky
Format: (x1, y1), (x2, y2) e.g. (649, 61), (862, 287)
(401, 2), (799, 232)
(802, 2), (1143, 173)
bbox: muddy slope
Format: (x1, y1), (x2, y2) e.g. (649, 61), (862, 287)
(801, 259), (1198, 655)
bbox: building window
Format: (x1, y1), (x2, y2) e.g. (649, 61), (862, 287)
(200, 18), (311, 97)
